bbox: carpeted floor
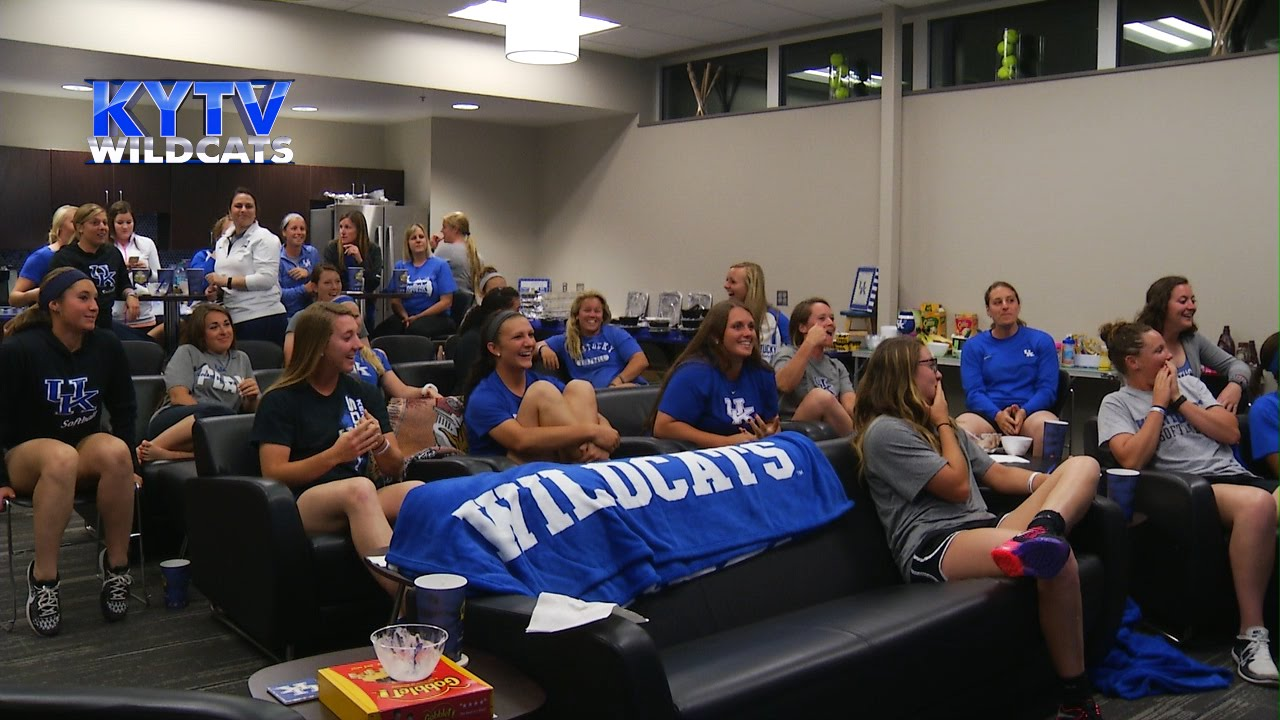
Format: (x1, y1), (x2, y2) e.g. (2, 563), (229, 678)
(0, 506), (1276, 718)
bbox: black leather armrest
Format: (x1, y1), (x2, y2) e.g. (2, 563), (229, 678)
(614, 437), (691, 459)
(779, 420), (837, 441)
(467, 594), (676, 720)
(0, 683), (303, 719)
(404, 456), (509, 482)
(184, 474), (316, 652)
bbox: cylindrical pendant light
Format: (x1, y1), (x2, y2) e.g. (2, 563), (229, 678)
(506, 0), (579, 65)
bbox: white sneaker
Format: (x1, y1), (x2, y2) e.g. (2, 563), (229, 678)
(1233, 627), (1279, 686)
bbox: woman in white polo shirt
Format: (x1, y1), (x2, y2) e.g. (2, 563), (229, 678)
(203, 187), (287, 344)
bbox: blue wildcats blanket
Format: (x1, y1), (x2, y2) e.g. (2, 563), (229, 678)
(387, 431), (853, 605)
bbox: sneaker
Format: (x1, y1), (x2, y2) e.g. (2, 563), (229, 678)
(991, 526), (1070, 579)
(26, 561), (61, 637)
(98, 548), (132, 623)
(1233, 627), (1279, 686)
(1057, 698), (1103, 719)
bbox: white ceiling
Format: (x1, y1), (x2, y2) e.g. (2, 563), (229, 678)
(0, 0), (955, 128)
(276, 0), (952, 58)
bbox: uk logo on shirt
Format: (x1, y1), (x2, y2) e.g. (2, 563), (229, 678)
(88, 263), (116, 292)
(45, 377), (99, 415)
(724, 397), (755, 426)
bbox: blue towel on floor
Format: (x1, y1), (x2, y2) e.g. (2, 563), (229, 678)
(1090, 598), (1232, 699)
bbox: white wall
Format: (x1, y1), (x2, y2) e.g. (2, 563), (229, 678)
(0, 91), (391, 168)
(900, 53), (1278, 347)
(535, 99), (884, 321)
(429, 118), (542, 282)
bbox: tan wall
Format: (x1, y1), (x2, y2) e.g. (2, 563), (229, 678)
(900, 53), (1278, 347)
(535, 100), (884, 322)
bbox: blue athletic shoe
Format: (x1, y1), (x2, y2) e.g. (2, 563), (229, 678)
(991, 526), (1069, 579)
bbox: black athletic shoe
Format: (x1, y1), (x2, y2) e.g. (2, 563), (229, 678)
(98, 548), (132, 622)
(1057, 698), (1102, 719)
(26, 561), (61, 637)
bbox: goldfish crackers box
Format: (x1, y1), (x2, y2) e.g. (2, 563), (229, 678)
(318, 657), (493, 720)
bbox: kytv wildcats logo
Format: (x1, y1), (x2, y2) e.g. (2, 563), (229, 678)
(88, 80), (294, 164)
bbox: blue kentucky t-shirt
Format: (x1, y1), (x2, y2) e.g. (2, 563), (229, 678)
(657, 360), (779, 437)
(544, 325), (647, 388)
(464, 370), (567, 456)
(351, 347), (391, 387)
(390, 256), (457, 316)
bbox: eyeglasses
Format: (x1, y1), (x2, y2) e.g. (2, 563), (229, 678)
(918, 358), (939, 371)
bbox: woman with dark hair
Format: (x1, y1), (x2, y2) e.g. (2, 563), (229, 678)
(462, 310), (619, 461)
(107, 200), (162, 341)
(772, 297), (855, 435)
(651, 299), (781, 448)
(323, 210), (383, 294)
(451, 286), (520, 376)
(136, 303), (258, 463)
(278, 212), (320, 319)
(0, 268), (139, 637)
(252, 302), (417, 596)
(956, 281), (1060, 455)
(1136, 276), (1251, 413)
(536, 290), (649, 389)
(204, 188), (287, 344)
(49, 203), (142, 340)
(1248, 332), (1279, 479)
(9, 205), (76, 307)
(723, 261), (789, 364)
(853, 335), (1102, 717)
(1097, 320), (1277, 685)
(373, 223), (455, 340)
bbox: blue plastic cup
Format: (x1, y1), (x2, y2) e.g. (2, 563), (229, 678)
(156, 268), (175, 295)
(187, 271), (207, 297)
(1042, 420), (1069, 467)
(160, 558), (191, 609)
(347, 267), (365, 292)
(1105, 469), (1139, 522)
(414, 574), (466, 662)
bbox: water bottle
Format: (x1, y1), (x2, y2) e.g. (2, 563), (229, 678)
(174, 262), (188, 295)
(1217, 325), (1235, 356)
(1061, 336), (1075, 367)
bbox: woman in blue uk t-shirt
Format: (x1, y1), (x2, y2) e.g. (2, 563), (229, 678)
(372, 224), (456, 340)
(463, 311), (619, 461)
(651, 299), (780, 448)
(536, 290), (649, 389)
(956, 281), (1060, 457)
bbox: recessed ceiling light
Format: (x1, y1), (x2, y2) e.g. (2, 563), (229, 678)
(62, 84), (92, 92)
(452, 103), (480, 111)
(449, 0), (619, 36)
(291, 105), (318, 112)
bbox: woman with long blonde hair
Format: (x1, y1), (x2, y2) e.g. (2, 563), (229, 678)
(432, 211), (487, 322)
(852, 335), (1102, 718)
(252, 302), (418, 596)
(373, 223), (456, 339)
(723, 260), (789, 364)
(536, 290), (649, 388)
(9, 205), (76, 307)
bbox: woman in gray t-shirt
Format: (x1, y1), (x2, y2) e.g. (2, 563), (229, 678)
(1097, 320), (1277, 686)
(852, 336), (1103, 718)
(136, 303), (258, 463)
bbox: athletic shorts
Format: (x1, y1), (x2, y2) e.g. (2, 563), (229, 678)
(908, 517), (999, 584)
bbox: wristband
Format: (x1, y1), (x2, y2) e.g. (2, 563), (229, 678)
(1168, 395), (1187, 413)
(1149, 405), (1167, 416)
(374, 437), (391, 455)
(1027, 472), (1041, 494)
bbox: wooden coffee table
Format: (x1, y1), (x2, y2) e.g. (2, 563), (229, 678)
(248, 646), (545, 719)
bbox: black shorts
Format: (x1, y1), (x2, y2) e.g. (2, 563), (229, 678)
(1204, 474), (1279, 493)
(908, 517), (999, 584)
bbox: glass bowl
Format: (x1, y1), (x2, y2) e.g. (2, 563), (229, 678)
(370, 624), (448, 681)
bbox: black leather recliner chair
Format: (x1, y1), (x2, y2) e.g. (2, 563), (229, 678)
(184, 414), (390, 659)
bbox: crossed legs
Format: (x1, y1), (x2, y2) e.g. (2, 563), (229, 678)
(791, 388), (853, 436)
(512, 379), (604, 463)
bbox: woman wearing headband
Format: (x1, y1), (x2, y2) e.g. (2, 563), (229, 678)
(0, 267), (139, 637)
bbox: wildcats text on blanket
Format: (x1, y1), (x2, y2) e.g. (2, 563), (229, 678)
(387, 432), (853, 605)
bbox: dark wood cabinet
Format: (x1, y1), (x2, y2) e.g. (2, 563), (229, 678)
(3, 145), (404, 253)
(0, 146), (52, 249)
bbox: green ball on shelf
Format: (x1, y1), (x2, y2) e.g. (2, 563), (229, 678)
(1004, 29), (1019, 44)
(834, 86), (850, 99)
(997, 40), (1012, 55)
(1002, 55), (1018, 68)
(997, 66), (1013, 80)
(830, 52), (845, 67)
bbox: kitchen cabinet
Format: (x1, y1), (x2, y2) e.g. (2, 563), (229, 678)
(50, 150), (170, 212)
(0, 146), (52, 249)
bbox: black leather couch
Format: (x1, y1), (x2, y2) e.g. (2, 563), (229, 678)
(463, 437), (1129, 720)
